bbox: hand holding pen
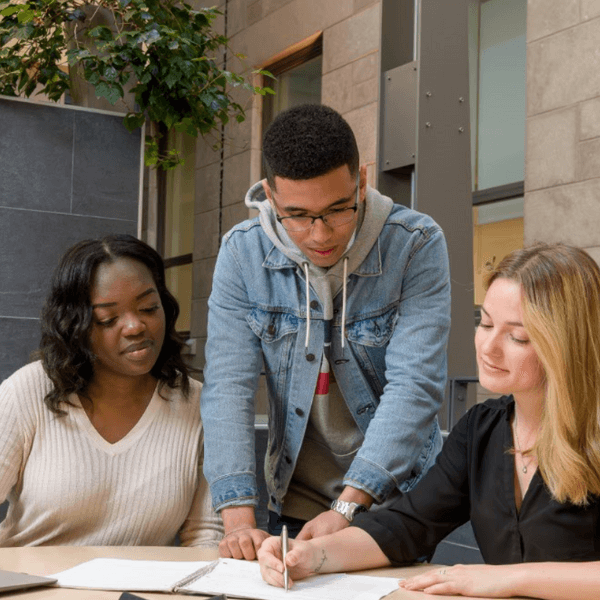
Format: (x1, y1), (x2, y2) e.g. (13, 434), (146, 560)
(258, 530), (319, 588)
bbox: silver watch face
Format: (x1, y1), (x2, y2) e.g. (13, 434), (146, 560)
(340, 502), (354, 520)
(331, 500), (366, 521)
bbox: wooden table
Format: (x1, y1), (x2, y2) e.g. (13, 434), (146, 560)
(0, 546), (527, 600)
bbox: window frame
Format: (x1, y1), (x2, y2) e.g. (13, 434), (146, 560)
(259, 32), (323, 129)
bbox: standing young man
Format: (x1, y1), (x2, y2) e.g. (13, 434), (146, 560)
(202, 104), (451, 560)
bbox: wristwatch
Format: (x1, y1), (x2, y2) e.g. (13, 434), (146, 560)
(330, 499), (368, 522)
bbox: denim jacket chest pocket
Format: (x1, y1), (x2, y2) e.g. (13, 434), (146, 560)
(247, 308), (299, 374)
(343, 307), (399, 397)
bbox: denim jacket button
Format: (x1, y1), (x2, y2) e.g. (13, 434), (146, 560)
(306, 353), (315, 361)
(267, 324), (276, 335)
(310, 300), (319, 310)
(295, 407), (305, 417)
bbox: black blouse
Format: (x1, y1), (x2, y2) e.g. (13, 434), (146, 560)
(352, 396), (600, 565)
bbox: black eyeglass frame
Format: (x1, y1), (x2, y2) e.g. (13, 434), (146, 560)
(273, 172), (361, 232)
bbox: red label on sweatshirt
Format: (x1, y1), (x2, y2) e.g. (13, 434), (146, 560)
(315, 371), (330, 395)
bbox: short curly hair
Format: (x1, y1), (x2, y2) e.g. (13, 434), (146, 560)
(39, 234), (192, 415)
(262, 104), (359, 189)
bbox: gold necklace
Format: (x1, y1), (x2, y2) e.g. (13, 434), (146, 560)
(514, 412), (535, 474)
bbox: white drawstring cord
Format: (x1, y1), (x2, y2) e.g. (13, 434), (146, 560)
(304, 262), (310, 350)
(341, 257), (348, 349)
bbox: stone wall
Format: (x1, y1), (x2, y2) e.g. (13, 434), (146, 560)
(525, 1), (600, 263)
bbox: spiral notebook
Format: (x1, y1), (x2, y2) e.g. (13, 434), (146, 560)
(51, 557), (400, 600)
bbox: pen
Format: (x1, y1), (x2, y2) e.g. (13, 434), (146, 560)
(281, 524), (289, 592)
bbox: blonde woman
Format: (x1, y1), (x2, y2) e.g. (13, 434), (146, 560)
(258, 243), (600, 599)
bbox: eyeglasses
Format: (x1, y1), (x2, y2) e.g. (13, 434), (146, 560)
(275, 183), (360, 233)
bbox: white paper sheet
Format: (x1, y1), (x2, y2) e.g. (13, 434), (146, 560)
(183, 558), (400, 600)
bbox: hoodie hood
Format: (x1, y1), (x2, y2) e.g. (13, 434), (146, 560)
(245, 180), (311, 268)
(245, 180), (393, 346)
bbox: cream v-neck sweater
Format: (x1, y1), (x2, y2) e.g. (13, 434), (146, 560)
(0, 361), (223, 547)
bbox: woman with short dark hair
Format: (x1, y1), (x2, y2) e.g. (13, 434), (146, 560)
(0, 234), (222, 547)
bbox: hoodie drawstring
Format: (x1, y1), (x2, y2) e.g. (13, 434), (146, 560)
(303, 262), (311, 351)
(341, 257), (348, 349)
(304, 257), (348, 351)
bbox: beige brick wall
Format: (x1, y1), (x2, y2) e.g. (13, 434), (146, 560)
(525, 1), (600, 264)
(190, 1), (382, 383)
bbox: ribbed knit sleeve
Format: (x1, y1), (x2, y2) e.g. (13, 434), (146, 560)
(0, 362), (48, 505)
(0, 377), (24, 505)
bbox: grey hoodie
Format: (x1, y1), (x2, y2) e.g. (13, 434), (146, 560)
(244, 180), (394, 322)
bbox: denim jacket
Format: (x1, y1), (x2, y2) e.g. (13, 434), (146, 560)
(202, 189), (451, 514)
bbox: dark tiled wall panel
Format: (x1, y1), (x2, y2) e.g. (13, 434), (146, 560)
(0, 208), (135, 320)
(0, 100), (73, 212)
(0, 318), (41, 384)
(0, 98), (141, 382)
(72, 112), (141, 221)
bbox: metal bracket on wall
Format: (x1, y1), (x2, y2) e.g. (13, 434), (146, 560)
(447, 376), (479, 431)
(380, 61), (417, 171)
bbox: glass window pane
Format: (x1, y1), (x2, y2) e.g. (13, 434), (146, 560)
(165, 263), (192, 333)
(164, 131), (195, 258)
(473, 0), (526, 190)
(264, 56), (322, 126)
(473, 197), (524, 305)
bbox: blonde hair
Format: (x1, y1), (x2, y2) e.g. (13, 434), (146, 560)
(486, 243), (600, 505)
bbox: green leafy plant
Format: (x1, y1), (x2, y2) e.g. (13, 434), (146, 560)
(0, 0), (273, 168)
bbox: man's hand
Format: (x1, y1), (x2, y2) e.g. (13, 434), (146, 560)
(219, 506), (271, 560)
(220, 527), (271, 561)
(296, 485), (374, 540)
(295, 510), (350, 540)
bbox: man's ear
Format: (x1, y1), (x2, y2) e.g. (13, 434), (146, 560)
(358, 164), (368, 202)
(262, 179), (273, 201)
